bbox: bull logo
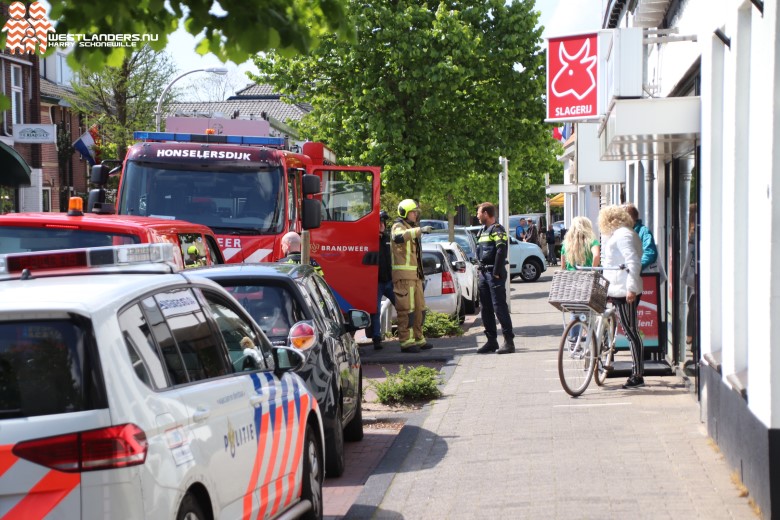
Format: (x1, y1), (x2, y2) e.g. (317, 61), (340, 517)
(551, 39), (597, 101)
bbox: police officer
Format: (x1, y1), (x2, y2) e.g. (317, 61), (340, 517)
(475, 202), (515, 354)
(391, 199), (433, 353)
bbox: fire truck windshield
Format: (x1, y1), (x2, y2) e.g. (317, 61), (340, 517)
(118, 162), (285, 234)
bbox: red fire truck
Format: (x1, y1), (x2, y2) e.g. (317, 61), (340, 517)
(87, 128), (381, 313)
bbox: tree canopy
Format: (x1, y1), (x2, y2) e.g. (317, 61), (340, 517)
(43, 0), (354, 70)
(251, 0), (562, 215)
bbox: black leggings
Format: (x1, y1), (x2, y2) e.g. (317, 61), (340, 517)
(610, 296), (643, 377)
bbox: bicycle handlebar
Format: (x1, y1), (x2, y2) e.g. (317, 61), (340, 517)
(574, 264), (629, 273)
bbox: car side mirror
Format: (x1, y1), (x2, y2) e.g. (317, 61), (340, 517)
(271, 345), (306, 375)
(344, 309), (370, 332)
(454, 260), (467, 272)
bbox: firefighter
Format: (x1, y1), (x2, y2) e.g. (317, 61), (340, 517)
(391, 199), (433, 353)
(184, 245), (205, 268)
(278, 231), (324, 277)
(475, 202), (515, 354)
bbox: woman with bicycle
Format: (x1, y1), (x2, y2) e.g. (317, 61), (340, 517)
(560, 216), (601, 344)
(598, 205), (645, 389)
(560, 216), (600, 271)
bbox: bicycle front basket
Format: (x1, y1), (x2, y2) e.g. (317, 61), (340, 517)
(548, 270), (610, 313)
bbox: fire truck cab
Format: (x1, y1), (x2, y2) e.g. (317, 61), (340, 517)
(0, 198), (224, 270)
(88, 125), (382, 313)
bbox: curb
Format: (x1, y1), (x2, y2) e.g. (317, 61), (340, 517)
(346, 358), (458, 518)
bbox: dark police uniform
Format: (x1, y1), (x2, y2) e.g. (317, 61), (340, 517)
(476, 221), (515, 353)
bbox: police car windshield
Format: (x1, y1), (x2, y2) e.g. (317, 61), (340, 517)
(0, 226), (140, 253)
(118, 162), (285, 234)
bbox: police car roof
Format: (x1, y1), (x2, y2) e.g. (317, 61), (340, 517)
(0, 272), (216, 313)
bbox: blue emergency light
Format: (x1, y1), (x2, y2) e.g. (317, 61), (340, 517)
(133, 131), (286, 147)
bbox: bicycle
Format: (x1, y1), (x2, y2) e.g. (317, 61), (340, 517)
(549, 265), (626, 397)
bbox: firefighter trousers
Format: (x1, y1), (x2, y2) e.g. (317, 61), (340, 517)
(393, 277), (425, 346)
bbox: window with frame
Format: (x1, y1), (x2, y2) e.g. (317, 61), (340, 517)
(312, 274), (344, 324)
(319, 169), (374, 222)
(148, 289), (229, 384)
(42, 188), (51, 212)
(200, 289), (271, 372)
(118, 303), (169, 389)
(11, 65), (23, 125)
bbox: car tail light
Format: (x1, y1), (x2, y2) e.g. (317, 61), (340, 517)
(442, 271), (456, 294)
(288, 320), (317, 350)
(12, 424), (148, 473)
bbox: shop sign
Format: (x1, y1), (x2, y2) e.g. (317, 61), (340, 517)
(546, 33), (599, 122)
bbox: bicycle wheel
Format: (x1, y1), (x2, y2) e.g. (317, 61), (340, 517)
(594, 314), (616, 386)
(558, 318), (596, 397)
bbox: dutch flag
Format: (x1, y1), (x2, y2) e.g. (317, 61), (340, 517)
(73, 125), (99, 166)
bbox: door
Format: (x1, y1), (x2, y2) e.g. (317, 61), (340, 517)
(308, 165), (382, 313)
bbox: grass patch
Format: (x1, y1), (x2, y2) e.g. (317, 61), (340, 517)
(369, 365), (443, 405)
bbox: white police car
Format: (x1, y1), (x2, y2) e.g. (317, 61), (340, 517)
(0, 243), (324, 520)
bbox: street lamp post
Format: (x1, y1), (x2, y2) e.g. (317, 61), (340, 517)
(155, 67), (229, 131)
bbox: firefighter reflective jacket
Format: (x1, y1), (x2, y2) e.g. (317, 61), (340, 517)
(390, 217), (424, 281)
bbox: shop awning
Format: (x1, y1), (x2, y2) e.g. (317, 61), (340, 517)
(600, 97), (700, 161)
(549, 193), (565, 207)
(0, 141), (31, 187)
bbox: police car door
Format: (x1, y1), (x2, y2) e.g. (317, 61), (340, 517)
(145, 288), (268, 518)
(198, 288), (305, 519)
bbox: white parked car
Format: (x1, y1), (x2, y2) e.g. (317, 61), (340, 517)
(378, 242), (464, 335)
(465, 226), (548, 282)
(439, 241), (479, 314)
(508, 234), (548, 282)
(0, 243), (324, 520)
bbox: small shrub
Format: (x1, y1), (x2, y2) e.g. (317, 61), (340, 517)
(370, 365), (443, 405)
(423, 310), (462, 338)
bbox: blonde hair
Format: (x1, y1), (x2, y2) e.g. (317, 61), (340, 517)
(598, 205), (634, 236)
(563, 216), (596, 267)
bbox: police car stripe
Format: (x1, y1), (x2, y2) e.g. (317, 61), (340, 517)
(0, 445), (17, 477)
(258, 404), (284, 519)
(4, 470), (80, 519)
(269, 381), (296, 516)
(276, 400), (298, 511)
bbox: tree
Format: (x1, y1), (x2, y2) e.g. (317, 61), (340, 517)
(66, 46), (177, 162)
(178, 70), (250, 103)
(43, 0), (354, 71)
(251, 0), (561, 218)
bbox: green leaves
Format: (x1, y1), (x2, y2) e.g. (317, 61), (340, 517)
(49, 0), (354, 72)
(252, 0), (558, 215)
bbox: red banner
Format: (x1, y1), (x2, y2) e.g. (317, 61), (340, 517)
(546, 33), (599, 121)
(616, 274), (660, 348)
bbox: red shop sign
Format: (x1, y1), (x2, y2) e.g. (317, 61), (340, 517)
(546, 33), (599, 122)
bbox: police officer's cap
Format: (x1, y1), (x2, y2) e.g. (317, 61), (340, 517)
(379, 210), (389, 221)
(398, 199), (419, 218)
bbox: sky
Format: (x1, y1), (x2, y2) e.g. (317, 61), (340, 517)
(167, 0), (605, 95)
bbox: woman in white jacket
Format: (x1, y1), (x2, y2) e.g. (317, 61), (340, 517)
(598, 205), (645, 389)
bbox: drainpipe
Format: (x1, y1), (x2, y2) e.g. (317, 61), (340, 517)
(643, 160), (654, 230)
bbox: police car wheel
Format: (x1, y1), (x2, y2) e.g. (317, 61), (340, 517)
(176, 493), (207, 520)
(301, 424), (324, 520)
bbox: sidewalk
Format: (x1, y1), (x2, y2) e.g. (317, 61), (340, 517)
(347, 268), (757, 519)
